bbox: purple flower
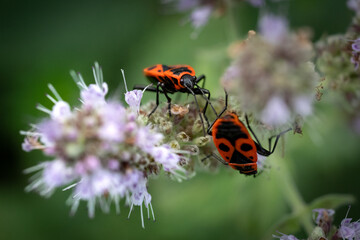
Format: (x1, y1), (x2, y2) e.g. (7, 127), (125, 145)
(98, 103), (127, 143)
(125, 90), (144, 111)
(128, 175), (154, 228)
(108, 159), (120, 170)
(37, 120), (62, 147)
(259, 13), (288, 45)
(22, 137), (36, 152)
(21, 62), (187, 226)
(350, 39), (360, 69)
(312, 208), (335, 225)
(122, 69), (152, 113)
(261, 96), (291, 126)
(348, 0), (360, 12)
(80, 83), (108, 106)
(352, 38), (360, 52)
(351, 52), (360, 70)
(131, 179), (151, 206)
(190, 5), (213, 29)
(272, 232), (299, 240)
(71, 62), (108, 107)
(51, 101), (72, 121)
(337, 207), (360, 240)
(151, 146), (181, 171)
(43, 160), (74, 187)
(135, 126), (164, 153)
(24, 160), (75, 197)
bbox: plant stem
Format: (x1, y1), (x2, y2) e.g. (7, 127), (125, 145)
(276, 156), (314, 235)
(225, 0), (240, 41)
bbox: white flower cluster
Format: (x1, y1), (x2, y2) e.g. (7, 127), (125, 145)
(21, 62), (187, 228)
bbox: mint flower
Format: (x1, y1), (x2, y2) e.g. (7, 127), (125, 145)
(315, 2), (360, 133)
(313, 208), (335, 225)
(222, 15), (319, 128)
(122, 69), (151, 113)
(259, 13), (288, 45)
(141, 96), (228, 175)
(312, 208), (335, 236)
(164, 0), (215, 35)
(21, 62), (187, 228)
(335, 207), (360, 240)
(190, 4), (213, 29)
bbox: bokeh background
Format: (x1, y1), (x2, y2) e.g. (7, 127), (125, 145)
(1, 0), (359, 239)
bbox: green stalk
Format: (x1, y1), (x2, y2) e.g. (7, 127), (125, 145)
(276, 156), (314, 235)
(225, 0), (240, 41)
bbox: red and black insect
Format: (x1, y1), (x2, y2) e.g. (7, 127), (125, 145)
(134, 64), (216, 135)
(206, 93), (291, 176)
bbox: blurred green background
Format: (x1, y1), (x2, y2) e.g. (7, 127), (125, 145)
(1, 0), (359, 239)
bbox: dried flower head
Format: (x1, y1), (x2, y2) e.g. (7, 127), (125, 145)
(140, 96), (228, 174)
(222, 14), (319, 128)
(316, 3), (360, 133)
(21, 62), (188, 228)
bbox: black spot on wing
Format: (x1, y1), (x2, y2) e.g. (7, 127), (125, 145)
(171, 77), (179, 86)
(163, 76), (176, 90)
(218, 143), (230, 152)
(170, 67), (192, 76)
(162, 65), (170, 71)
(158, 70), (161, 72)
(215, 121), (248, 147)
(147, 66), (156, 70)
(240, 143), (253, 151)
(230, 149), (253, 165)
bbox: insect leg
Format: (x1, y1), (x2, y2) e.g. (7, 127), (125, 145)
(201, 153), (229, 165)
(195, 74), (206, 88)
(148, 83), (161, 117)
(161, 87), (172, 117)
(245, 114), (262, 146)
(192, 87), (215, 126)
(187, 87), (206, 136)
(206, 89), (228, 135)
(268, 128), (292, 154)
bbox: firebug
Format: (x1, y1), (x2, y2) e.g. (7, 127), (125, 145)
(134, 64), (216, 135)
(206, 92), (291, 176)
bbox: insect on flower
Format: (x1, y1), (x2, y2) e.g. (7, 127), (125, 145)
(204, 91), (292, 176)
(134, 64), (217, 136)
(20, 62), (188, 229)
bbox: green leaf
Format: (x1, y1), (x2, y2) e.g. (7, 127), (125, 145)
(307, 194), (355, 211)
(266, 213), (303, 239)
